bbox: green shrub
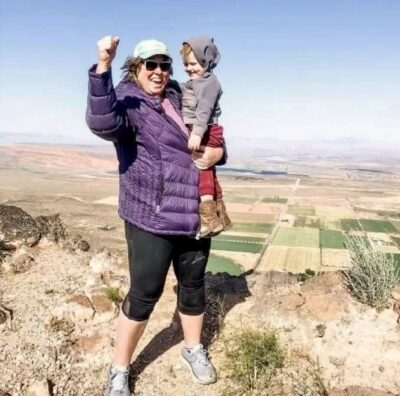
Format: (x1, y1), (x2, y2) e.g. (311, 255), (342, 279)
(342, 235), (399, 309)
(297, 268), (316, 283)
(224, 328), (285, 395)
(105, 287), (122, 304)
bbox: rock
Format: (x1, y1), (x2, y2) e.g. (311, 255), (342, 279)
(0, 310), (7, 325)
(391, 284), (400, 300)
(35, 214), (66, 243)
(301, 293), (348, 321)
(300, 272), (343, 294)
(78, 239), (90, 252)
(278, 293), (305, 310)
(10, 252), (35, 274)
(73, 331), (109, 353)
(90, 293), (113, 313)
(48, 317), (75, 335)
(89, 250), (116, 274)
(0, 205), (41, 248)
(98, 224), (117, 231)
(63, 233), (90, 253)
(66, 293), (93, 309)
(52, 298), (94, 323)
(26, 379), (50, 396)
(315, 324), (327, 337)
(329, 386), (395, 396)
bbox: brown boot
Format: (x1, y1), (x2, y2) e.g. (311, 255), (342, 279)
(216, 199), (232, 230)
(199, 200), (223, 238)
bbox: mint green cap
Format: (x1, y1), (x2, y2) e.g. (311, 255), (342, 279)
(133, 39), (171, 59)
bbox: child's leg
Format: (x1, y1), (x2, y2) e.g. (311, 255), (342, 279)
(201, 125), (223, 148)
(198, 168), (222, 237)
(213, 163), (232, 230)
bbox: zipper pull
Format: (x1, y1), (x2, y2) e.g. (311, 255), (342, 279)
(156, 205), (160, 214)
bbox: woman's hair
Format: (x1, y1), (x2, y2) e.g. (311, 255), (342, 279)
(180, 43), (193, 63)
(121, 55), (173, 84)
(121, 56), (143, 84)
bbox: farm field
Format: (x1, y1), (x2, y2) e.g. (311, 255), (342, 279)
(358, 219), (397, 233)
(259, 246), (321, 273)
(230, 222), (273, 233)
(211, 234), (265, 254)
(2, 143), (400, 277)
(287, 206), (316, 216)
(319, 229), (346, 249)
(271, 227), (320, 248)
(206, 253), (243, 276)
(341, 219), (362, 231)
(261, 196), (288, 203)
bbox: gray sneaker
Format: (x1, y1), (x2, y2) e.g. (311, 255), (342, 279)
(106, 366), (131, 396)
(181, 344), (217, 384)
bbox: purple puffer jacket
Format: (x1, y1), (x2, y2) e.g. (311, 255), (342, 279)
(86, 65), (200, 235)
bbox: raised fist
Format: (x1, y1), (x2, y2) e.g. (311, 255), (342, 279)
(97, 35), (120, 65)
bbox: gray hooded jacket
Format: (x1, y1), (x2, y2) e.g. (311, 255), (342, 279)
(181, 36), (222, 139)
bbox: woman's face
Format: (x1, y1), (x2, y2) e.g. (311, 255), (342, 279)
(137, 55), (171, 96)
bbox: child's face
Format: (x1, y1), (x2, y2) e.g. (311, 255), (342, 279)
(183, 51), (204, 80)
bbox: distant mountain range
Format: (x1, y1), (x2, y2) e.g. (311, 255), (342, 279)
(1, 132), (399, 161)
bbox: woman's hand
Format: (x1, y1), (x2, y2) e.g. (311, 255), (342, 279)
(96, 36), (120, 74)
(192, 146), (223, 170)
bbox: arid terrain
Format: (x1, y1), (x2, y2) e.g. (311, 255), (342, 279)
(1, 143), (400, 396)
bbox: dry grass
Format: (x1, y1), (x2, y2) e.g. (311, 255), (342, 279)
(223, 328), (285, 395)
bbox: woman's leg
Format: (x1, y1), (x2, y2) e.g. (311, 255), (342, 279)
(172, 237), (217, 384)
(172, 237), (211, 345)
(112, 311), (147, 366)
(112, 222), (174, 366)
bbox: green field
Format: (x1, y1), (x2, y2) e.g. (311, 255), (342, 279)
(231, 222), (274, 233)
(341, 218), (397, 233)
(271, 227), (319, 248)
(359, 219), (397, 233)
(211, 235), (265, 253)
(261, 196), (288, 204)
(206, 253), (244, 276)
(287, 206), (316, 216)
(341, 219), (362, 231)
(320, 229), (346, 249)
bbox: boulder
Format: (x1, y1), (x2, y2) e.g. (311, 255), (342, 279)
(0, 205), (41, 249)
(35, 213), (66, 242)
(26, 380), (51, 396)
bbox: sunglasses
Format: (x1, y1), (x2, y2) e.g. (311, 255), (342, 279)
(143, 59), (172, 72)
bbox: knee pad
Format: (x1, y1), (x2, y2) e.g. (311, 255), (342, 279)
(178, 278), (205, 315)
(121, 291), (159, 321)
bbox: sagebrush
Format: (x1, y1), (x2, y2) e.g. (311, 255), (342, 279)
(342, 235), (399, 309)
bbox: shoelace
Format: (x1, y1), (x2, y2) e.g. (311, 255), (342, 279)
(111, 370), (129, 391)
(194, 348), (211, 366)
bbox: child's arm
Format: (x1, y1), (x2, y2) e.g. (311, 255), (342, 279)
(191, 75), (222, 140)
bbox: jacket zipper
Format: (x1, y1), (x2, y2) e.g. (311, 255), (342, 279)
(156, 170), (164, 214)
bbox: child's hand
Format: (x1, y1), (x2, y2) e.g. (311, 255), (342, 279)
(188, 135), (202, 151)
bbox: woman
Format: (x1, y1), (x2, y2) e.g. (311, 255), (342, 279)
(86, 36), (225, 396)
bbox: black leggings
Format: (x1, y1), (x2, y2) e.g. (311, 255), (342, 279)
(122, 222), (211, 321)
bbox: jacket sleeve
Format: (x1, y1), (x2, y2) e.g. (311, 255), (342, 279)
(86, 65), (132, 142)
(191, 75), (222, 138)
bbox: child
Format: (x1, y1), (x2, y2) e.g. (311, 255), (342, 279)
(180, 36), (232, 237)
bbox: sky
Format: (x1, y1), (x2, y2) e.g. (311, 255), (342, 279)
(0, 0), (399, 148)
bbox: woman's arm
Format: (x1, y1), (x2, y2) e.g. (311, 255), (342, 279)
(86, 36), (131, 142)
